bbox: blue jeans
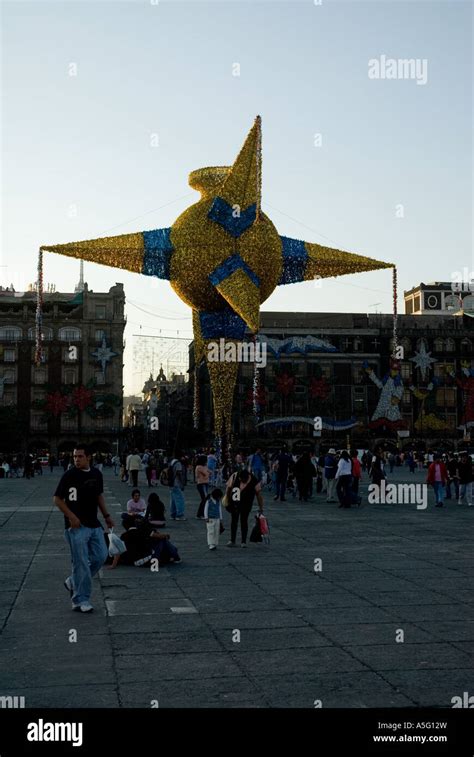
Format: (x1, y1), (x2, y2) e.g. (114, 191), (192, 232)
(170, 486), (185, 518)
(152, 539), (179, 565)
(276, 476), (287, 500)
(64, 526), (108, 606)
(433, 481), (445, 504)
(446, 480), (459, 499)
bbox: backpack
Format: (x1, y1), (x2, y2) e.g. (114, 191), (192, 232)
(160, 461), (177, 487)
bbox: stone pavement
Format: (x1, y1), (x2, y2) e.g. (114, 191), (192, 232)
(0, 466), (474, 709)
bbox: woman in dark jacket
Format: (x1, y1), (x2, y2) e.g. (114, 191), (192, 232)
(294, 452), (316, 502)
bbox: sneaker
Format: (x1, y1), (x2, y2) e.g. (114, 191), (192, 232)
(171, 558), (182, 563)
(72, 602), (93, 613)
(175, 517), (187, 521)
(435, 503), (443, 508)
(134, 554), (152, 566)
(468, 503), (474, 507)
(273, 496), (279, 501)
(226, 541), (235, 547)
(64, 576), (73, 597)
(209, 545), (216, 550)
(241, 543), (247, 548)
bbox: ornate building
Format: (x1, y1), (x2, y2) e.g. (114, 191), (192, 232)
(191, 307), (474, 452)
(0, 282), (125, 454)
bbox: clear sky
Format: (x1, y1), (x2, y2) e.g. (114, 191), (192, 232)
(2, 0), (472, 394)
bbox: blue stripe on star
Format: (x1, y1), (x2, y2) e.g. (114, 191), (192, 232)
(209, 254), (260, 288)
(199, 309), (247, 339)
(278, 236), (308, 285)
(142, 228), (173, 279)
(207, 197), (256, 238)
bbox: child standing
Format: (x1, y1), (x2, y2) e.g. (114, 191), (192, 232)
(204, 488), (224, 551)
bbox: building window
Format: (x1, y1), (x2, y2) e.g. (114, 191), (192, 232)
(461, 338), (472, 354)
(31, 346), (48, 363)
(95, 305), (106, 320)
(445, 338), (456, 352)
(95, 371), (105, 385)
(32, 368), (46, 384)
(401, 362), (412, 380)
(63, 347), (79, 362)
(61, 416), (78, 432)
(353, 365), (365, 384)
(353, 337), (363, 352)
(405, 298), (414, 315)
(3, 349), (15, 362)
(28, 327), (53, 340)
(63, 369), (76, 385)
(436, 388), (456, 407)
(58, 327), (81, 341)
(0, 327), (22, 340)
(402, 389), (412, 406)
(434, 362), (454, 378)
(95, 329), (107, 343)
(444, 295), (460, 311)
(3, 370), (15, 384)
(433, 338), (444, 352)
(30, 412), (47, 431)
(414, 295), (421, 312)
(463, 295), (474, 311)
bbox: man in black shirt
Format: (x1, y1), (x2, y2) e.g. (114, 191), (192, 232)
(54, 444), (114, 613)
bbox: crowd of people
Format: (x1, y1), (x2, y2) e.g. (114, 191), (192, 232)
(2, 440), (471, 615)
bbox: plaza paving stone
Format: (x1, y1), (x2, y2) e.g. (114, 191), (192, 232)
(1, 466), (474, 708)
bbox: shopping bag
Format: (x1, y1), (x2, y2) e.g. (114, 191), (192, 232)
(107, 528), (127, 556)
(249, 516), (262, 543)
(258, 513), (270, 544)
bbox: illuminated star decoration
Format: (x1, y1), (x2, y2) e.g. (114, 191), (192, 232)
(39, 117), (395, 434)
(91, 338), (117, 376)
(409, 339), (436, 381)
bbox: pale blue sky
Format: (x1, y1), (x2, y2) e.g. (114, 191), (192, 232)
(2, 0), (472, 393)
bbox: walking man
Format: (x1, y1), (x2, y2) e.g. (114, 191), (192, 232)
(53, 444), (113, 613)
(324, 448), (337, 502)
(168, 450), (187, 521)
(127, 448), (142, 487)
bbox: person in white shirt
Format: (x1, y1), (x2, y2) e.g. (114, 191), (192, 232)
(335, 450), (352, 509)
(127, 449), (142, 487)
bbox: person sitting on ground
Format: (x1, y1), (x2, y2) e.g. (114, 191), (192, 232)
(108, 515), (181, 568)
(120, 488), (146, 526)
(145, 492), (166, 527)
(126, 489), (146, 516)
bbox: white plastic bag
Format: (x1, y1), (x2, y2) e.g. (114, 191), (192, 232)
(107, 528), (127, 556)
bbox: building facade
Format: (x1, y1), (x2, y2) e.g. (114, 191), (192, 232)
(0, 282), (125, 454)
(191, 307), (474, 452)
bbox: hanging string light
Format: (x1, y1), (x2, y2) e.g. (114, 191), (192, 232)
(392, 266), (398, 356)
(193, 366), (200, 429)
(34, 249), (44, 365)
(252, 335), (260, 420)
(255, 114), (262, 220)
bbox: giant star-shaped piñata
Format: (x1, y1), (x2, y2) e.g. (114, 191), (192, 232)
(40, 117), (394, 433)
